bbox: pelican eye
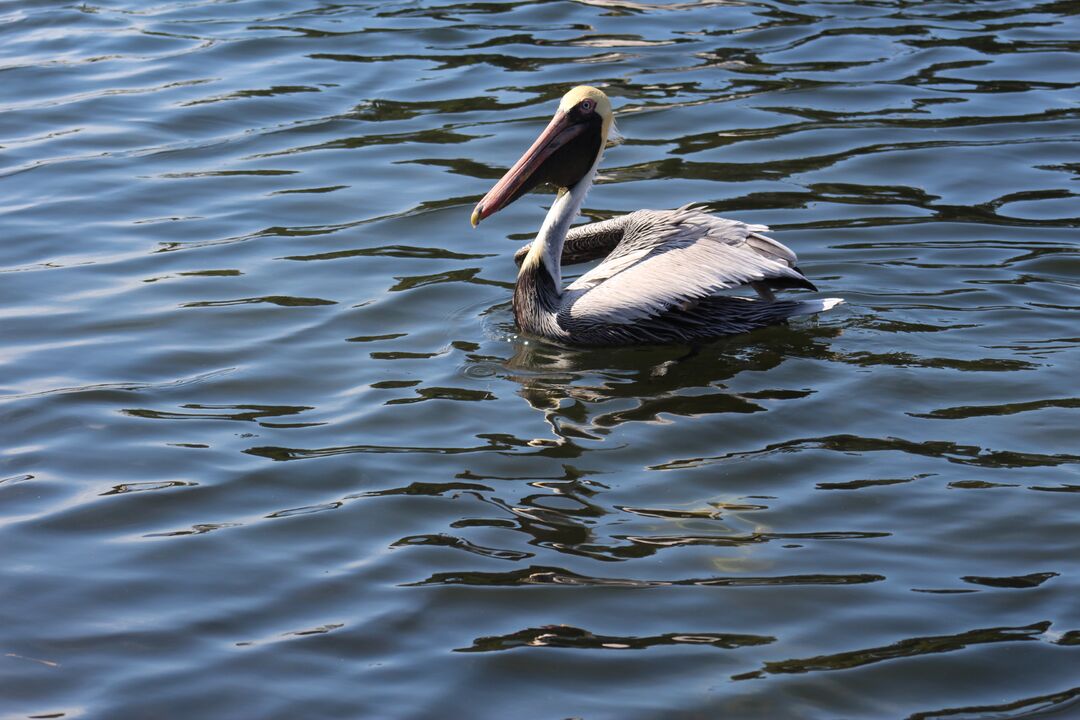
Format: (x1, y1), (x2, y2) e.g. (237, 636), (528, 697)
(579, 99), (595, 113)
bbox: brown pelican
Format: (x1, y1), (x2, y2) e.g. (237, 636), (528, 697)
(471, 86), (843, 346)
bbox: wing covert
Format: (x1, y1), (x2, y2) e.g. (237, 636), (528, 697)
(560, 210), (811, 326)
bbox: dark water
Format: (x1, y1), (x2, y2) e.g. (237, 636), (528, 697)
(2, 1), (1079, 717)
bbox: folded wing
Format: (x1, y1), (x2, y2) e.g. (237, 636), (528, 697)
(514, 215), (627, 266)
(559, 208), (815, 327)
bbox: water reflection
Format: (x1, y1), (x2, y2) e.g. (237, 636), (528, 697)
(494, 323), (843, 435)
(458, 625), (776, 652)
(653, 434), (1080, 471)
(410, 564), (885, 588)
(732, 621), (1054, 681)
(910, 686), (1080, 720)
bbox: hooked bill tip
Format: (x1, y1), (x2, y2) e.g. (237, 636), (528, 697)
(470, 206), (481, 228)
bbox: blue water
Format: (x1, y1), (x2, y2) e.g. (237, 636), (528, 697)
(2, 1), (1079, 718)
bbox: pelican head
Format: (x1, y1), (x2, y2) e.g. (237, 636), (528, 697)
(471, 86), (615, 227)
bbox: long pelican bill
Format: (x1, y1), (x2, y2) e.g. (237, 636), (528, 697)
(471, 109), (594, 227)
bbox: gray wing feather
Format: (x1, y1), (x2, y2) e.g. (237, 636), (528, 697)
(561, 208), (810, 326)
(514, 215), (627, 266)
(745, 231), (798, 266)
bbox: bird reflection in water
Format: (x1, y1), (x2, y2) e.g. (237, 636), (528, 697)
(484, 322), (843, 444)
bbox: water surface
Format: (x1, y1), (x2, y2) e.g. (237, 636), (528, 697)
(2, 1), (1079, 718)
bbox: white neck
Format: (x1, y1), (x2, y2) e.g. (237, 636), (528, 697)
(523, 151), (604, 292)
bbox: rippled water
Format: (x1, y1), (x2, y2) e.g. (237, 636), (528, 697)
(3, 1), (1079, 717)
